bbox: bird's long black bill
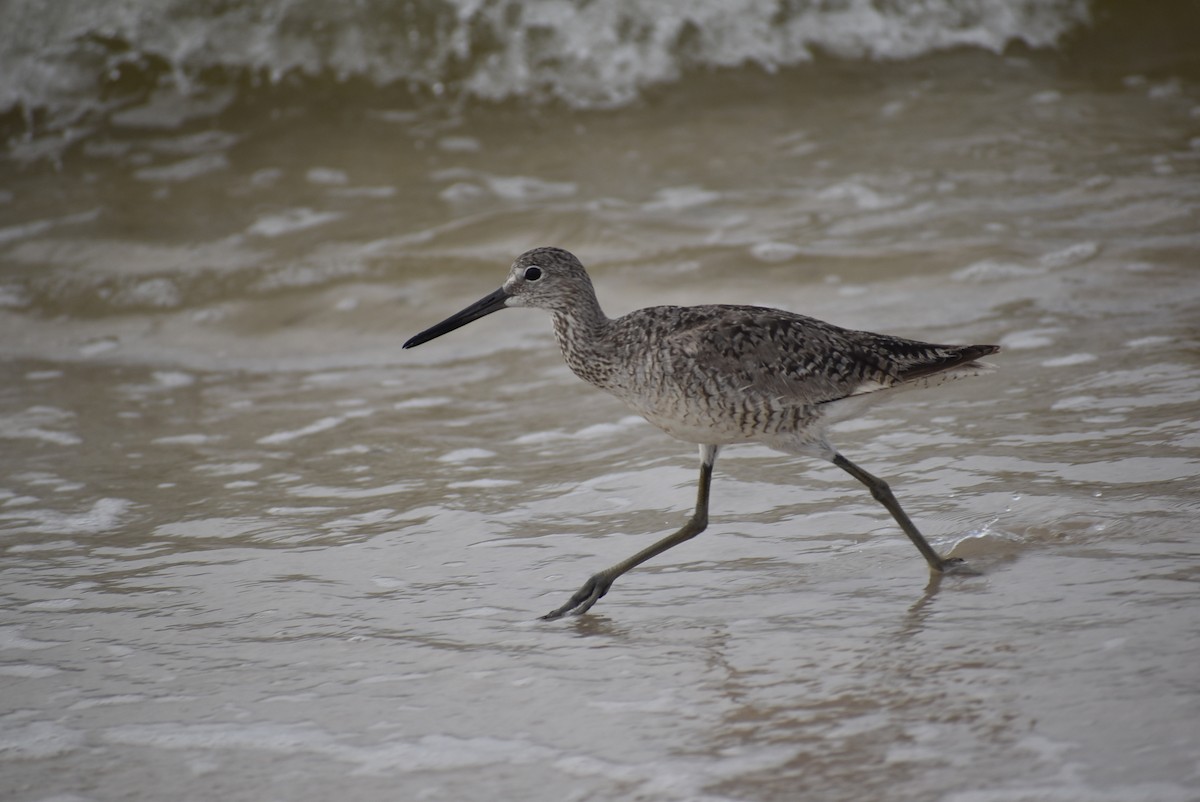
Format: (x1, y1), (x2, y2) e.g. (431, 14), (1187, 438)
(403, 286), (510, 349)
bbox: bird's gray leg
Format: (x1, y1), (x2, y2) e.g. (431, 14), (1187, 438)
(542, 444), (720, 620)
(831, 452), (963, 573)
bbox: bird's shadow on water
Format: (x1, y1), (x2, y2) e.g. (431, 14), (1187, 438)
(553, 611), (635, 639)
(528, 543), (1001, 639)
(544, 566), (984, 642)
(908, 570), (951, 622)
(894, 561), (986, 640)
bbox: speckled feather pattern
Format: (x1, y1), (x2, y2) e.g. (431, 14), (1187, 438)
(525, 248), (997, 453)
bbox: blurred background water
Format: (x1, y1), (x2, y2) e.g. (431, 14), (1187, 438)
(1, 1), (1198, 801)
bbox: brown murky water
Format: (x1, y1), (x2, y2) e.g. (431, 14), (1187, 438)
(2, 5), (1199, 800)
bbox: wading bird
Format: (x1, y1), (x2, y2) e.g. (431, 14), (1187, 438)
(404, 247), (997, 618)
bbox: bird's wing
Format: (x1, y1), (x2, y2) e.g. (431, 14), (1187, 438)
(647, 305), (992, 405)
(641, 305), (882, 405)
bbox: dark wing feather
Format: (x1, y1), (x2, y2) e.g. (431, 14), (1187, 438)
(650, 304), (997, 405)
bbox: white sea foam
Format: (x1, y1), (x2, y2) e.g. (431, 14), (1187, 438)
(437, 447), (496, 463)
(1041, 353), (1097, 367)
(0, 406), (81, 446)
(134, 153), (229, 182)
(0, 0), (1091, 134)
(257, 416), (352, 445)
(247, 208), (344, 238)
(0, 497), (133, 535)
(285, 482), (414, 499)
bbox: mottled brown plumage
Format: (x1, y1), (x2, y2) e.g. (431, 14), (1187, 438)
(404, 247), (999, 618)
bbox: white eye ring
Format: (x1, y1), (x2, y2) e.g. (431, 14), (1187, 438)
(524, 266), (543, 281)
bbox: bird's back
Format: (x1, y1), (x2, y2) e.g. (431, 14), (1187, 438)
(571, 303), (997, 448)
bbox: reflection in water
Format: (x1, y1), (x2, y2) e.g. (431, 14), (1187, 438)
(903, 569), (952, 637)
(560, 613), (637, 642)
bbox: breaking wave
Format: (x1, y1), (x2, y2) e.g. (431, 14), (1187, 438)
(2, 0), (1090, 129)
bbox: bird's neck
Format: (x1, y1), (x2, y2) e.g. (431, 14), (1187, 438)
(552, 298), (616, 390)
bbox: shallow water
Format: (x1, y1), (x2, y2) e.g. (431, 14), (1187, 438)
(2, 3), (1200, 801)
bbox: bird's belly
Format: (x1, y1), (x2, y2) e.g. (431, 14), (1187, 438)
(621, 391), (819, 448)
(639, 411), (751, 446)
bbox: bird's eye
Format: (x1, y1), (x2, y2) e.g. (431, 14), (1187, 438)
(524, 267), (543, 281)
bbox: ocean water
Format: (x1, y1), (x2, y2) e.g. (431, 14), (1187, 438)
(2, 2), (1199, 801)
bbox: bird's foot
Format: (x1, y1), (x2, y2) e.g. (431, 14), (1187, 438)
(541, 572), (614, 620)
(935, 556), (979, 576)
